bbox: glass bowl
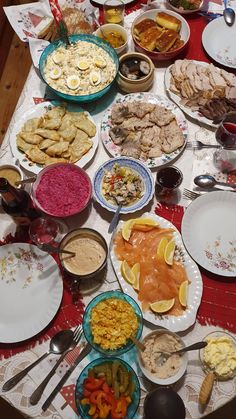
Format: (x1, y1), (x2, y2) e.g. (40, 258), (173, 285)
(199, 330), (236, 381)
(82, 290), (143, 356)
(75, 357), (140, 419)
(31, 163), (92, 218)
(39, 34), (119, 103)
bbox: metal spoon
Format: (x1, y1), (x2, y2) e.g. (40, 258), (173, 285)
(108, 204), (122, 234)
(194, 174), (236, 189)
(40, 243), (75, 256)
(223, 0), (235, 26)
(130, 335), (145, 352)
(15, 176), (37, 186)
(156, 341), (208, 367)
(2, 330), (74, 391)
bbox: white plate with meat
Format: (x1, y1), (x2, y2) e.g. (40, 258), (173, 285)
(100, 92), (188, 169)
(164, 59), (236, 127)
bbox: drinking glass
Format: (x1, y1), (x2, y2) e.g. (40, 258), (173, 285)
(29, 216), (66, 248)
(103, 0), (125, 25)
(214, 112), (236, 173)
(155, 166), (183, 203)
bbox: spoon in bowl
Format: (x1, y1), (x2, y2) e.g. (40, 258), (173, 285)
(2, 330), (74, 391)
(223, 0), (235, 26)
(194, 174), (236, 189)
(156, 341), (208, 367)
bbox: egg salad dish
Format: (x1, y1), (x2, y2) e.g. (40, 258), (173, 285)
(203, 335), (236, 379)
(43, 40), (117, 95)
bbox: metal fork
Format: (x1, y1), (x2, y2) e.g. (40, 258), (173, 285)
(183, 188), (201, 200)
(185, 141), (221, 150)
(29, 325), (83, 405)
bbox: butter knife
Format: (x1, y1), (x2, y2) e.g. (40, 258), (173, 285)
(42, 343), (92, 412)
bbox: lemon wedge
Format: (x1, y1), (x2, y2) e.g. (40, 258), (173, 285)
(164, 239), (176, 266)
(131, 262), (140, 291)
(121, 260), (136, 285)
(150, 298), (175, 314)
(179, 280), (188, 307)
(122, 218), (158, 241)
(157, 237), (169, 260)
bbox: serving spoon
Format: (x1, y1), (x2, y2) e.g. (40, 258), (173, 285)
(2, 330), (74, 391)
(223, 0), (235, 26)
(194, 174), (236, 189)
(156, 341), (208, 367)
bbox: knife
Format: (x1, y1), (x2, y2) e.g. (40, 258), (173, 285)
(42, 343), (92, 412)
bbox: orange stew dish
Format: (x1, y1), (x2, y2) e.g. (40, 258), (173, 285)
(114, 218), (189, 316)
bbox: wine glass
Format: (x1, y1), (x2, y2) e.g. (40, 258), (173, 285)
(214, 112), (236, 173)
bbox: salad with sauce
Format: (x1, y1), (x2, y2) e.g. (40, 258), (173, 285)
(102, 163), (144, 206)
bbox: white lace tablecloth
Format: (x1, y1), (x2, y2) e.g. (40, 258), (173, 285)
(0, 11), (236, 419)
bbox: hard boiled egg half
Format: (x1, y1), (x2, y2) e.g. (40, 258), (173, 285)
(66, 75), (80, 90)
(89, 71), (101, 86)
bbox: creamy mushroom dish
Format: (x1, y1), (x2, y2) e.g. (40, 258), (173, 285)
(43, 40), (117, 95)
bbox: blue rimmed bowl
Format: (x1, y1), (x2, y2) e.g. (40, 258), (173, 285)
(75, 357), (141, 419)
(93, 157), (155, 214)
(39, 34), (119, 103)
(82, 290), (143, 356)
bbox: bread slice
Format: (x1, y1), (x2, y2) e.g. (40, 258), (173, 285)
(155, 29), (179, 52)
(156, 12), (181, 32)
(168, 38), (184, 52)
(133, 18), (157, 39)
(140, 26), (163, 51)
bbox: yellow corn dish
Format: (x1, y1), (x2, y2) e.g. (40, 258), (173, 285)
(90, 298), (138, 350)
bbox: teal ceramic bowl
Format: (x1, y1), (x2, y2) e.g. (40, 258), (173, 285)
(75, 357), (140, 419)
(83, 290), (143, 356)
(39, 34), (119, 103)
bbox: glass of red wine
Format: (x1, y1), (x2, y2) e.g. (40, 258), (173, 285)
(155, 166), (183, 203)
(214, 112), (236, 173)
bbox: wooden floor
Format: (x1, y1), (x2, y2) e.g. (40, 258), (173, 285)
(0, 13), (236, 419)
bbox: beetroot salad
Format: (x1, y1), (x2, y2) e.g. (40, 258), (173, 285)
(34, 164), (92, 217)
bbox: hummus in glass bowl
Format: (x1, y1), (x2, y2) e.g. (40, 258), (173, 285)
(138, 329), (188, 385)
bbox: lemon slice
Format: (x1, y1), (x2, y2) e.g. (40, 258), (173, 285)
(131, 263), (140, 291)
(121, 260), (136, 285)
(150, 298), (175, 314)
(121, 218), (158, 241)
(164, 239), (176, 265)
(179, 280), (188, 307)
(157, 237), (169, 260)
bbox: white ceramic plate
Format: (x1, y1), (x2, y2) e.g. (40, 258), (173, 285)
(164, 61), (217, 128)
(0, 243), (63, 343)
(93, 157), (154, 214)
(100, 92), (188, 169)
(110, 212), (202, 332)
(202, 17), (236, 69)
(9, 102), (99, 174)
(182, 191), (236, 277)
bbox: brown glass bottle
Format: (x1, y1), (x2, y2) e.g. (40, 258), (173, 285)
(0, 177), (41, 226)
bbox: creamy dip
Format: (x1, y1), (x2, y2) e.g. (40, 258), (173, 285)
(0, 168), (21, 186)
(62, 235), (106, 275)
(141, 333), (182, 379)
(203, 336), (236, 379)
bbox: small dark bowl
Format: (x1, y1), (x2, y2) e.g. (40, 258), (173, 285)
(144, 387), (186, 419)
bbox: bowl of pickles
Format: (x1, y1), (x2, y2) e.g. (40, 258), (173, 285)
(75, 357), (140, 418)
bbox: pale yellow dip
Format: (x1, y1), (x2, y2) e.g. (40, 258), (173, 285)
(141, 333), (182, 379)
(0, 168), (21, 186)
(62, 235), (106, 275)
(203, 336), (236, 379)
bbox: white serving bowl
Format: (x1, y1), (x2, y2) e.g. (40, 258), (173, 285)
(0, 164), (23, 188)
(138, 329), (188, 385)
(95, 24), (128, 55)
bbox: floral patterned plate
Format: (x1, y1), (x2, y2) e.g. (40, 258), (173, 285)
(202, 17), (236, 69)
(0, 243), (63, 343)
(100, 92), (188, 169)
(9, 101), (99, 175)
(182, 191), (236, 277)
(110, 212), (202, 332)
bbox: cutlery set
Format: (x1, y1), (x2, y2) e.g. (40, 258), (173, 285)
(2, 325), (88, 410)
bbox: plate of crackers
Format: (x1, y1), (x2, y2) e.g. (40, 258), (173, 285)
(9, 102), (99, 174)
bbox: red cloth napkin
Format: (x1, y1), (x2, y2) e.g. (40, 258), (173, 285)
(155, 204), (236, 333)
(0, 230), (84, 360)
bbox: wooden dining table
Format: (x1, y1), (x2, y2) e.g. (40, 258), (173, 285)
(0, 0), (236, 418)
